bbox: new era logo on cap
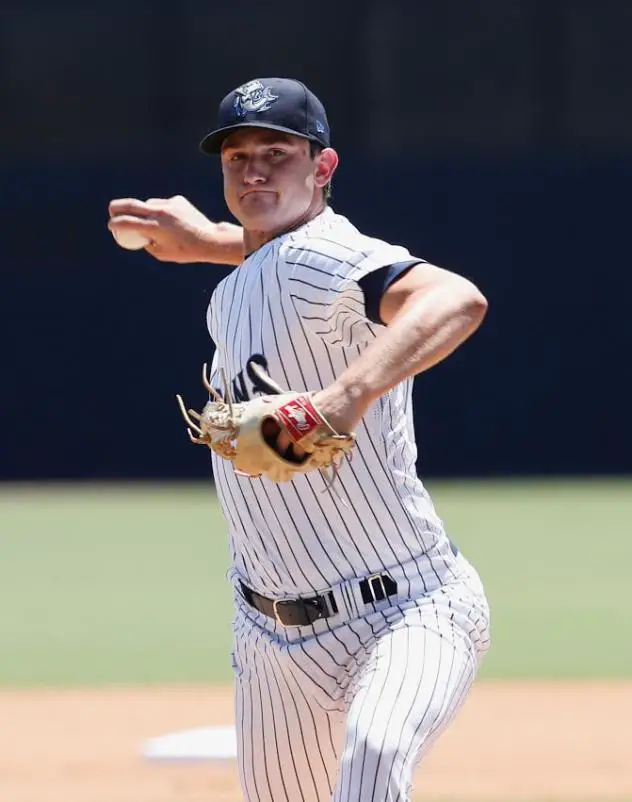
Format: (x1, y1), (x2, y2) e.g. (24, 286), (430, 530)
(200, 77), (330, 155)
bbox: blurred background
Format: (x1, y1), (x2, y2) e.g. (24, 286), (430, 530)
(1, 5), (632, 801)
(2, 0), (631, 480)
(1, 0), (631, 683)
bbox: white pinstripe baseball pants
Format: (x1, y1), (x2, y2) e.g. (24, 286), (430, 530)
(231, 557), (490, 802)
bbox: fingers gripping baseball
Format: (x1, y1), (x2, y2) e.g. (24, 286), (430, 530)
(108, 195), (216, 262)
(175, 364), (356, 484)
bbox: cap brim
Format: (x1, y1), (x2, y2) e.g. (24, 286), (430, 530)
(199, 122), (322, 155)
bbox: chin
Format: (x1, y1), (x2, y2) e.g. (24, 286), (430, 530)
(236, 212), (277, 232)
(234, 198), (274, 227)
(240, 205), (292, 233)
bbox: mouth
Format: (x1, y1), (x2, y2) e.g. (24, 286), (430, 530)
(240, 189), (275, 200)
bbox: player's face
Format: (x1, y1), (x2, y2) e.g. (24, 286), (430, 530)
(220, 129), (334, 234)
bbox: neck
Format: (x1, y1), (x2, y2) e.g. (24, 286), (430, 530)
(243, 200), (327, 257)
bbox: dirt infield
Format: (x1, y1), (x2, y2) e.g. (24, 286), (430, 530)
(1, 681), (630, 802)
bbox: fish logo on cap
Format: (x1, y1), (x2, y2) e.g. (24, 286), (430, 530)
(233, 80), (279, 118)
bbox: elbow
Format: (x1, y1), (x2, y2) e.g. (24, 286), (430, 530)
(469, 286), (489, 326)
(456, 278), (488, 329)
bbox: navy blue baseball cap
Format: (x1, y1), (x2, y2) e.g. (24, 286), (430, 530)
(199, 77), (331, 155)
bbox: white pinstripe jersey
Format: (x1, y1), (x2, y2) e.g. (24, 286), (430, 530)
(206, 207), (460, 598)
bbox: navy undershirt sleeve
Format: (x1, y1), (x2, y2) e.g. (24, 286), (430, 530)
(357, 259), (424, 325)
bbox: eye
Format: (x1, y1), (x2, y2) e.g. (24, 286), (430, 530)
(222, 150), (245, 162)
(269, 148), (286, 158)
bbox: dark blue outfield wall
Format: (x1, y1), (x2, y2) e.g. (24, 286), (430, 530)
(1, 155), (629, 480)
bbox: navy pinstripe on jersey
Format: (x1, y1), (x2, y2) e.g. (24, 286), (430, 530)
(206, 207), (459, 598)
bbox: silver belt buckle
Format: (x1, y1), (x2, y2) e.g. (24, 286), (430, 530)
(367, 573), (388, 602)
(272, 599), (287, 626)
(273, 592), (335, 626)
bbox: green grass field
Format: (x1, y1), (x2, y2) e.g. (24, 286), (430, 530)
(1, 478), (631, 686)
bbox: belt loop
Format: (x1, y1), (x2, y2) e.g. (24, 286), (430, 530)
(367, 574), (387, 602)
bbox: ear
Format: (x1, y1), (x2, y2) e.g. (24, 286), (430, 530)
(314, 147), (339, 189)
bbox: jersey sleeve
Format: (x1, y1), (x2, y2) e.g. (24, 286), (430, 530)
(284, 236), (425, 348)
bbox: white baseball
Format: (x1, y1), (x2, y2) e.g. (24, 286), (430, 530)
(112, 228), (151, 251)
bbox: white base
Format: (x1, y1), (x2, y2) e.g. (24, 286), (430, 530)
(142, 726), (237, 763)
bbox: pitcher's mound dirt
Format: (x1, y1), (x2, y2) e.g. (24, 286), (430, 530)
(0, 681), (630, 802)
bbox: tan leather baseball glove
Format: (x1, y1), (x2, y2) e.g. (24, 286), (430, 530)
(176, 364), (355, 484)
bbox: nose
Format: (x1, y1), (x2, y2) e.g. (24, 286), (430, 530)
(242, 156), (267, 186)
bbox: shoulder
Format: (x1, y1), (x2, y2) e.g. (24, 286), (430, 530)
(280, 208), (406, 275)
(281, 216), (357, 272)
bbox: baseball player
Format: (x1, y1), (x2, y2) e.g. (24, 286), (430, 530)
(109, 77), (491, 802)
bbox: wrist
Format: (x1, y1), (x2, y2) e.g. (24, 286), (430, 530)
(312, 380), (373, 434)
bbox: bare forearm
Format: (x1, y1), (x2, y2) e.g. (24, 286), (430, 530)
(338, 280), (487, 413)
(199, 222), (245, 265)
(107, 196), (246, 266)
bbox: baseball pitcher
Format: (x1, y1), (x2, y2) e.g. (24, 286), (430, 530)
(109, 77), (491, 802)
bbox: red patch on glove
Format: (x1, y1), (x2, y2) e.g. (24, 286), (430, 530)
(274, 396), (324, 443)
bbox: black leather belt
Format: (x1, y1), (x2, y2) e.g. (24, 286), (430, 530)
(240, 572), (398, 627)
(240, 542), (458, 627)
